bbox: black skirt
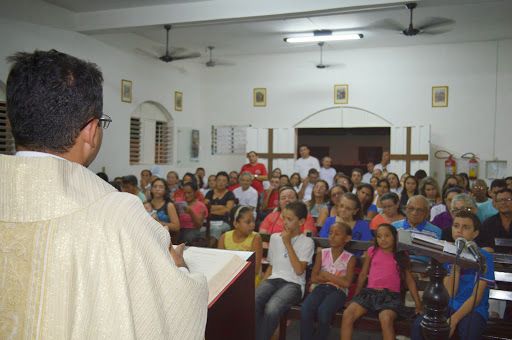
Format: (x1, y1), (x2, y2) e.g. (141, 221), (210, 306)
(351, 288), (414, 319)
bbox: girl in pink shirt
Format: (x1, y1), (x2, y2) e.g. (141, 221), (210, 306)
(341, 224), (422, 340)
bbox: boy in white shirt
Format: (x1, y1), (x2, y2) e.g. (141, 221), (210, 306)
(319, 156), (336, 188)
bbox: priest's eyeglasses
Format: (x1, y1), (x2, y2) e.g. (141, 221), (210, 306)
(98, 114), (112, 129)
(81, 114), (112, 130)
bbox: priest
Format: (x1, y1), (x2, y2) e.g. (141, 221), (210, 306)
(0, 50), (208, 339)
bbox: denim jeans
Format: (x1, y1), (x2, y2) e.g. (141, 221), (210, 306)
(178, 228), (201, 244)
(256, 278), (302, 340)
(209, 221), (230, 240)
(300, 284), (347, 340)
(411, 310), (487, 340)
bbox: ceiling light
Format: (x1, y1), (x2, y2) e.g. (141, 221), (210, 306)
(284, 30), (363, 43)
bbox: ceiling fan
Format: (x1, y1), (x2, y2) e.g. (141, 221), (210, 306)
(316, 42), (327, 69)
(378, 2), (454, 36)
(158, 24), (201, 62)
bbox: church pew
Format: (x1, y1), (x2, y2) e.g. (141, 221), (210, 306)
(275, 237), (512, 340)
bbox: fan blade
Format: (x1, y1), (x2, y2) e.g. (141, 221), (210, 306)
(368, 18), (405, 32)
(135, 48), (159, 58)
(170, 52), (202, 60)
(418, 17), (455, 32)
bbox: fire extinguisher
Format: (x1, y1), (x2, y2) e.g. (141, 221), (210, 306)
(435, 150), (457, 177)
(445, 155), (457, 176)
(462, 153), (479, 180)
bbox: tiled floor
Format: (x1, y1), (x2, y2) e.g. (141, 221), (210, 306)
(284, 320), (383, 339)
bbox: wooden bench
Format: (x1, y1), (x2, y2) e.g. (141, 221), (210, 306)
(274, 237), (512, 340)
(277, 238), (410, 340)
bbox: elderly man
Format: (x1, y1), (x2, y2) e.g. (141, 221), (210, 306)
(393, 195), (442, 239)
(0, 50), (208, 339)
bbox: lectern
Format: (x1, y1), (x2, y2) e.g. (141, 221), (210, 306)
(398, 230), (479, 340)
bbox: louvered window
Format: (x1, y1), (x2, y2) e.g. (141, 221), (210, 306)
(130, 117), (141, 164)
(155, 121), (170, 164)
(130, 101), (173, 165)
(0, 102), (15, 155)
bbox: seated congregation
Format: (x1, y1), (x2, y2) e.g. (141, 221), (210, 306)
(100, 148), (512, 340)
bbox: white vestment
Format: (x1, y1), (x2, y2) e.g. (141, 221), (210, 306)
(0, 155), (208, 339)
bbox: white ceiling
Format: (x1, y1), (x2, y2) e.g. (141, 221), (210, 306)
(39, 0), (512, 58)
(44, 0), (208, 13)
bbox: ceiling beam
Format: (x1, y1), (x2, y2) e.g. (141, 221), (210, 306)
(75, 0), (410, 33)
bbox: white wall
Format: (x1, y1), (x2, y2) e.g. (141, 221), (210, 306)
(200, 39), (512, 181)
(2, 17), (511, 183)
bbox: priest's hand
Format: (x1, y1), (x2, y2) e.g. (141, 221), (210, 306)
(170, 243), (188, 269)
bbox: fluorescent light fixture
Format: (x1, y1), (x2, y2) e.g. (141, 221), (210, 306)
(284, 30), (363, 43)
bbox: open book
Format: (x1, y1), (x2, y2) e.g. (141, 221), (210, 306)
(182, 247), (252, 306)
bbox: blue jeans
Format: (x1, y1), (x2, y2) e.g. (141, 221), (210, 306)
(411, 310), (487, 340)
(209, 221), (230, 240)
(300, 284), (347, 340)
(256, 278), (302, 340)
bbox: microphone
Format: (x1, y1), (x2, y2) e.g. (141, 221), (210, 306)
(466, 241), (486, 273)
(454, 237), (467, 256)
(466, 241), (481, 261)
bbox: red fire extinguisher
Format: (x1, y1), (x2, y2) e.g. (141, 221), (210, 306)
(445, 155), (457, 176)
(462, 153), (479, 180)
(435, 150), (457, 177)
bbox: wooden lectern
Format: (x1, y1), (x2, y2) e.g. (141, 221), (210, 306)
(398, 230), (479, 340)
(206, 252), (255, 340)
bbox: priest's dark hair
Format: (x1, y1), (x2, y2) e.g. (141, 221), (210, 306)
(6, 49), (103, 153)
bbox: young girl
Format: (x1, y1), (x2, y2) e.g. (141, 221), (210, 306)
(218, 206), (263, 286)
(387, 172), (403, 195)
(307, 180), (330, 228)
(149, 178), (180, 234)
(370, 192), (405, 231)
(419, 176), (442, 208)
(341, 224), (422, 340)
(255, 201), (315, 340)
(400, 175), (419, 210)
(300, 222), (356, 340)
(356, 183), (378, 220)
(319, 193), (372, 244)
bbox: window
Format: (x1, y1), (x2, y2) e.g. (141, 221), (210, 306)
(155, 121), (170, 164)
(129, 117), (141, 164)
(130, 101), (174, 165)
(0, 101), (15, 155)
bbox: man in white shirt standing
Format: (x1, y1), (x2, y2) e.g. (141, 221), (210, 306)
(294, 144), (320, 179)
(374, 151), (392, 175)
(319, 156), (336, 188)
(233, 172), (259, 217)
(362, 161), (374, 183)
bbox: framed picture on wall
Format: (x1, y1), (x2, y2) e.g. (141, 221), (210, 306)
(175, 91), (183, 111)
(334, 84), (348, 104)
(253, 88), (266, 107)
(121, 79), (132, 103)
(432, 86), (448, 107)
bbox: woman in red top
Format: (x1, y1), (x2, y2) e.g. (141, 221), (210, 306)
(259, 186), (317, 235)
(369, 192), (405, 230)
(240, 151), (268, 194)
